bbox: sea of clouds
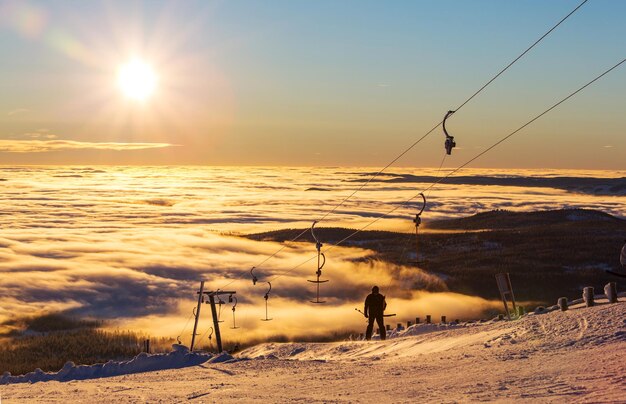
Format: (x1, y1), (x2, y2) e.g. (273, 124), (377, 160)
(0, 166), (624, 342)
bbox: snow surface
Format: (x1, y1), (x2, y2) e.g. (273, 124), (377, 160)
(0, 344), (218, 385)
(1, 300), (624, 402)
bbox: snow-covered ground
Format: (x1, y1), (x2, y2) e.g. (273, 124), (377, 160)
(1, 300), (624, 403)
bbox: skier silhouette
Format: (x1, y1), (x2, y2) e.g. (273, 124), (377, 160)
(364, 286), (387, 341)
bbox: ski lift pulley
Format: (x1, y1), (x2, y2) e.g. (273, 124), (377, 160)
(308, 221), (328, 304)
(443, 110), (456, 155)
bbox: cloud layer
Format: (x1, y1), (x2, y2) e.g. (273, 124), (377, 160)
(0, 166), (623, 342)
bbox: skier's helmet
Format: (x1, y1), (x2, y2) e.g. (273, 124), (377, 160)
(372, 286), (379, 293)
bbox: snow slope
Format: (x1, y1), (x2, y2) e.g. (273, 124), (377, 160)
(1, 300), (624, 403)
(0, 345), (221, 385)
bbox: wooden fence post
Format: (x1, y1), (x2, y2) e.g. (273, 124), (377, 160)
(583, 287), (594, 307)
(426, 315), (431, 324)
(558, 297), (568, 311)
(441, 315), (446, 324)
(604, 282), (617, 303)
(415, 317), (420, 324)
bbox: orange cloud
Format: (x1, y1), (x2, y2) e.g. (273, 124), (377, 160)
(0, 140), (175, 152)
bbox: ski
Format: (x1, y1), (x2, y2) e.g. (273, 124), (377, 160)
(355, 308), (396, 317)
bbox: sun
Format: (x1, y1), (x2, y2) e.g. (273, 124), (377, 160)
(117, 59), (157, 101)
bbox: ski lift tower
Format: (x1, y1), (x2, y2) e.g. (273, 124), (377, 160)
(190, 281), (236, 352)
(495, 273), (517, 320)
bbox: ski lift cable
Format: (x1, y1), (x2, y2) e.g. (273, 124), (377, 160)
(315, 120), (442, 224)
(251, 227), (310, 272)
(313, 0), (589, 223)
(216, 227), (311, 291)
(201, 1), (597, 323)
(328, 57), (626, 254)
(270, 57), (625, 283)
(177, 309), (195, 344)
(226, 120), (438, 290)
(427, 152), (448, 198)
(381, 222), (415, 293)
(211, 0), (590, 292)
(399, 222), (416, 263)
(198, 325), (213, 342)
(453, 0), (589, 114)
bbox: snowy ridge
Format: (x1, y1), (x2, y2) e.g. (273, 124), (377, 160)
(242, 298), (626, 362)
(0, 344), (224, 385)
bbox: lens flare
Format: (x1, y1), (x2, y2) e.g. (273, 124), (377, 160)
(117, 59), (157, 101)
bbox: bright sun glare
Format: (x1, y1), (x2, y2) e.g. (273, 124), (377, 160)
(117, 59), (157, 101)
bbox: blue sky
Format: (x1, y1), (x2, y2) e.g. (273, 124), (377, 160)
(0, 0), (624, 168)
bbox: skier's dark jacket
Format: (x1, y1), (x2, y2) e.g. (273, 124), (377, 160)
(364, 292), (387, 317)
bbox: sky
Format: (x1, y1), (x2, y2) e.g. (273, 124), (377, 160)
(0, 0), (625, 168)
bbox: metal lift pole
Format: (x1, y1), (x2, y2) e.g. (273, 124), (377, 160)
(209, 294), (223, 352)
(190, 281), (205, 351)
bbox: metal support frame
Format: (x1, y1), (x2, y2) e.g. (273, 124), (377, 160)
(191, 282), (236, 353)
(190, 281), (205, 351)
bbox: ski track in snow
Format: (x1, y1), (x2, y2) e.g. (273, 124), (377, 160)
(1, 301), (624, 403)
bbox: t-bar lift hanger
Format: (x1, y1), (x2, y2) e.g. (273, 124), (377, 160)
(307, 221), (328, 304)
(250, 267), (258, 285)
(261, 282), (273, 321)
(229, 295), (240, 329)
(413, 193), (426, 266)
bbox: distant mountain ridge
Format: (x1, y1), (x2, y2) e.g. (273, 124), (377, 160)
(347, 173), (626, 196)
(244, 208), (626, 303)
(427, 208), (623, 230)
